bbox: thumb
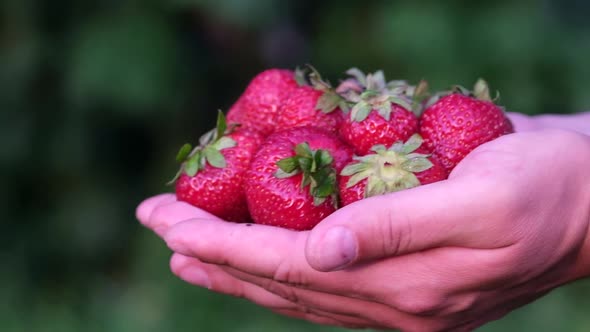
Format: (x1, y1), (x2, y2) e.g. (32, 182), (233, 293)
(305, 177), (506, 272)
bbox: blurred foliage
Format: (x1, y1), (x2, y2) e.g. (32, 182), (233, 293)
(1, 0), (590, 331)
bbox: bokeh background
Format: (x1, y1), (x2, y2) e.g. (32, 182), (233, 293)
(2, 0), (590, 331)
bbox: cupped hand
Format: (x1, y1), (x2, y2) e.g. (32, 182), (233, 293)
(137, 128), (590, 332)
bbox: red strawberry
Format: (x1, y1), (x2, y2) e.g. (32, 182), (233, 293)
(173, 111), (264, 222)
(227, 69), (299, 137)
(419, 79), (514, 172)
(275, 68), (345, 135)
(244, 126), (353, 230)
(339, 134), (447, 207)
(338, 68), (426, 155)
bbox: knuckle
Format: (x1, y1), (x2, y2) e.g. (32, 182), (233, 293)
(378, 199), (413, 256)
(263, 278), (301, 304)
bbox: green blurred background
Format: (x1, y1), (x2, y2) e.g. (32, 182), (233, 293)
(2, 0), (590, 331)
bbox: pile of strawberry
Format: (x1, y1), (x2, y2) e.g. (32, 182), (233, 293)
(171, 67), (514, 230)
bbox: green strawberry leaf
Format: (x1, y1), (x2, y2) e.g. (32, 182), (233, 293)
(376, 100), (392, 121)
(366, 70), (386, 91)
(203, 146), (226, 168)
(216, 110), (227, 141)
(298, 157), (313, 172)
(402, 158), (433, 173)
(351, 101), (372, 122)
(346, 67), (367, 87)
(388, 96), (412, 111)
(275, 168), (299, 178)
(213, 136), (237, 150)
(199, 128), (216, 146)
(341, 162), (369, 176)
(294, 66), (308, 86)
(295, 142), (313, 159)
(313, 196), (327, 206)
(473, 78), (492, 101)
(276, 157), (299, 174)
(401, 134), (423, 154)
(316, 92), (343, 113)
(184, 153), (202, 176)
(175, 143), (193, 163)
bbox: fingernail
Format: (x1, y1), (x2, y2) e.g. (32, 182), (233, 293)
(180, 267), (212, 289)
(317, 226), (357, 271)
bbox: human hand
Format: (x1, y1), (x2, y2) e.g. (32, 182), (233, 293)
(137, 129), (590, 331)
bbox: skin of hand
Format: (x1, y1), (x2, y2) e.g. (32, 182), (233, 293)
(136, 113), (590, 332)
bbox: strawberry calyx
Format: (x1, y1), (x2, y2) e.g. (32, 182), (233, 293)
(168, 110), (237, 184)
(274, 142), (338, 207)
(340, 68), (430, 120)
(295, 65), (349, 114)
(341, 134), (433, 197)
(425, 78), (501, 109)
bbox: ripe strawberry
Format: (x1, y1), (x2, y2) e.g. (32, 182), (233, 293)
(339, 134), (447, 207)
(172, 111), (264, 222)
(338, 68), (426, 155)
(227, 68), (299, 137)
(419, 79), (514, 172)
(244, 127), (353, 230)
(275, 67), (345, 135)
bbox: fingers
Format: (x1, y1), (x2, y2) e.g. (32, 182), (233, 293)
(136, 194), (221, 236)
(170, 253), (295, 309)
(136, 194), (176, 225)
(305, 177), (513, 271)
(164, 218), (370, 296)
(170, 254), (377, 329)
(219, 265), (428, 329)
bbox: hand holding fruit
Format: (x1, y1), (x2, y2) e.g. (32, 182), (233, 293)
(136, 66), (590, 331)
(137, 129), (590, 331)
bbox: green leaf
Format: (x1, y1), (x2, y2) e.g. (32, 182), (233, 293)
(166, 168), (183, 186)
(216, 110), (227, 141)
(402, 134), (423, 154)
(276, 157), (299, 174)
(366, 177), (387, 197)
(345, 67), (367, 87)
(184, 153), (201, 176)
(370, 144), (387, 153)
(473, 78), (492, 101)
(275, 168), (298, 178)
(312, 178), (335, 198)
(376, 101), (392, 121)
(199, 128), (216, 146)
(298, 157), (312, 172)
(315, 149), (333, 167)
(339, 100), (351, 114)
(175, 143), (192, 163)
(213, 136), (237, 150)
(300, 173), (312, 189)
(346, 171), (369, 188)
(294, 142), (313, 158)
(313, 196), (327, 206)
(366, 70), (386, 91)
(389, 96), (413, 111)
(294, 67), (307, 86)
(316, 92), (342, 113)
(389, 141), (405, 153)
(351, 101), (372, 122)
(203, 146), (226, 168)
(360, 90), (380, 100)
(341, 162), (369, 176)
(402, 158), (433, 173)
